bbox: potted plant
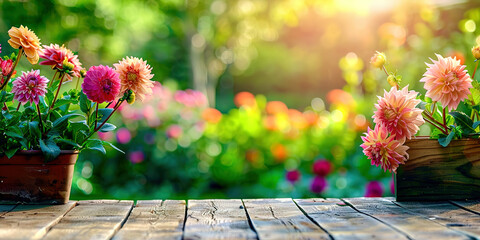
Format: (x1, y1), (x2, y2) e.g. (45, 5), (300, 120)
(0, 25), (154, 204)
(361, 48), (480, 201)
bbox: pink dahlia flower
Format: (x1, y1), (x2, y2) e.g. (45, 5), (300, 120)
(361, 125), (409, 172)
(114, 57), (154, 101)
(373, 86), (424, 140)
(39, 44), (83, 80)
(82, 65), (121, 103)
(11, 70), (49, 104)
(420, 54), (472, 110)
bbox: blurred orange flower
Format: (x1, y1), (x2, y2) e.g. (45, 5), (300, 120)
(234, 91), (256, 108)
(263, 115), (278, 131)
(288, 109), (307, 129)
(326, 89), (355, 107)
(271, 143), (288, 162)
(266, 101), (288, 115)
(448, 51), (465, 65)
(245, 149), (259, 164)
(202, 108), (222, 123)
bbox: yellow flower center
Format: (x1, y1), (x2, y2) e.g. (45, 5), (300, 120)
(127, 72), (137, 82)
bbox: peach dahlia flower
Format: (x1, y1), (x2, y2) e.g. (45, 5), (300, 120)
(8, 26), (42, 64)
(114, 57), (154, 101)
(373, 86), (424, 140)
(361, 125), (409, 173)
(420, 54), (472, 110)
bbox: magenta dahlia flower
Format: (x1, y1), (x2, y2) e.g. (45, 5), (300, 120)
(39, 44), (83, 80)
(361, 125), (409, 173)
(11, 70), (49, 104)
(420, 54), (472, 110)
(82, 65), (121, 103)
(373, 86), (424, 140)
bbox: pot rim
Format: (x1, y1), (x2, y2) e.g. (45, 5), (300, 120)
(409, 136), (480, 141)
(14, 150), (79, 155)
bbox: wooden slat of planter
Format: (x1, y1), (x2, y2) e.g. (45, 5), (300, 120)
(397, 138), (480, 201)
(243, 198), (330, 240)
(0, 202), (76, 240)
(183, 199), (256, 240)
(394, 201), (480, 238)
(450, 200), (480, 213)
(346, 198), (469, 240)
(42, 200), (133, 240)
(112, 200), (186, 240)
(294, 199), (407, 239)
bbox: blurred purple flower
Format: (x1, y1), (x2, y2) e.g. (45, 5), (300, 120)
(116, 128), (132, 144)
(128, 151), (144, 164)
(310, 176), (327, 194)
(144, 132), (155, 145)
(286, 170), (301, 184)
(166, 125), (182, 139)
(391, 176), (395, 195)
(365, 181), (383, 197)
(312, 159), (332, 176)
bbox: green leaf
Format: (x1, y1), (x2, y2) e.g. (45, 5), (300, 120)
(5, 131), (23, 139)
(474, 121), (480, 129)
(55, 138), (81, 148)
(53, 98), (76, 109)
(70, 120), (89, 132)
(79, 92), (91, 114)
(449, 111), (475, 135)
(96, 123), (116, 132)
(103, 141), (125, 154)
(5, 148), (17, 158)
(84, 139), (106, 154)
(39, 138), (61, 162)
(97, 108), (114, 123)
(29, 121), (41, 139)
(438, 131), (455, 147)
(52, 113), (83, 129)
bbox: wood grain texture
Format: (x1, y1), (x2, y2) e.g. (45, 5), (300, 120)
(42, 200), (133, 240)
(346, 198), (470, 240)
(113, 200), (186, 240)
(396, 138), (480, 201)
(243, 198), (330, 240)
(295, 199), (407, 239)
(394, 201), (480, 238)
(0, 202), (76, 240)
(183, 199), (256, 240)
(451, 200), (480, 213)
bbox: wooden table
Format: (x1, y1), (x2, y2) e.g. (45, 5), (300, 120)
(0, 197), (479, 239)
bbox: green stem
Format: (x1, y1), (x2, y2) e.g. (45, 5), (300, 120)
(94, 103), (99, 129)
(36, 103), (44, 135)
(422, 111), (448, 135)
(473, 61), (479, 80)
(81, 100), (123, 145)
(0, 48), (23, 91)
(49, 70), (58, 88)
(49, 73), (65, 112)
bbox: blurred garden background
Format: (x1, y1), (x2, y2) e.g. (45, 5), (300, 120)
(1, 0), (480, 199)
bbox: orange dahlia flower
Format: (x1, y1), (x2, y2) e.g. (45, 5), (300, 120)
(420, 54), (472, 110)
(8, 26), (41, 64)
(114, 57), (154, 101)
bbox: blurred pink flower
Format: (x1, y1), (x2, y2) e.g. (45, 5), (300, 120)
(98, 131), (114, 141)
(12, 70), (49, 104)
(312, 159), (332, 176)
(116, 128), (132, 144)
(166, 125), (182, 139)
(373, 86), (424, 140)
(128, 151), (144, 164)
(421, 54), (472, 110)
(286, 170), (301, 184)
(365, 181), (383, 197)
(174, 89), (208, 108)
(82, 65), (121, 103)
(361, 125), (409, 173)
(310, 176), (327, 194)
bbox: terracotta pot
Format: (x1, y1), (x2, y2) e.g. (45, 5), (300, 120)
(0, 150), (78, 204)
(396, 137), (480, 201)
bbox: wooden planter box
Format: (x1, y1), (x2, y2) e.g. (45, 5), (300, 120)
(0, 150), (78, 204)
(395, 138), (480, 201)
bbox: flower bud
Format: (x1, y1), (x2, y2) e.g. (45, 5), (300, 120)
(387, 74), (399, 87)
(62, 57), (74, 72)
(80, 69), (87, 78)
(472, 45), (480, 60)
(126, 90), (136, 104)
(370, 51), (386, 68)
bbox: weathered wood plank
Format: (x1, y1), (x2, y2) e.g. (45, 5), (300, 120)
(42, 200), (133, 240)
(451, 200), (480, 213)
(112, 200), (186, 240)
(295, 199), (407, 239)
(394, 201), (480, 238)
(243, 198), (330, 240)
(397, 138), (480, 201)
(345, 198), (470, 240)
(0, 202), (76, 240)
(183, 199), (256, 240)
